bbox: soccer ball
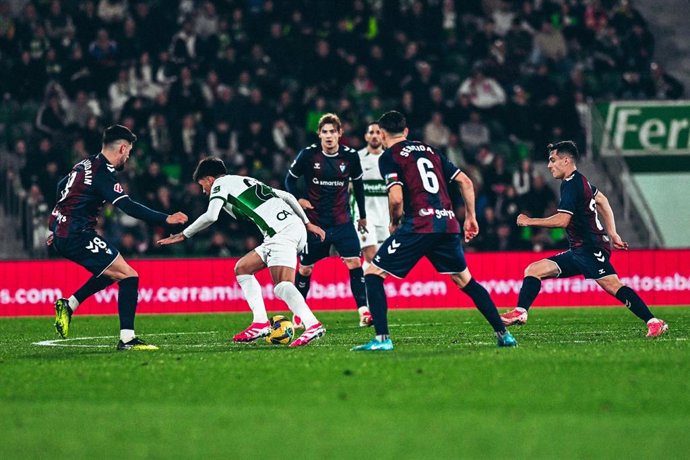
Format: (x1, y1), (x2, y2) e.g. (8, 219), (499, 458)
(265, 315), (295, 345)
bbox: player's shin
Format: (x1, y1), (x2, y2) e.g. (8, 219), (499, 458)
(236, 274), (268, 323)
(518, 276), (541, 311)
(349, 267), (368, 309)
(615, 286), (654, 322)
(461, 279), (505, 333)
(273, 281), (318, 328)
(72, 275), (116, 312)
(118, 276), (139, 342)
(365, 274), (389, 337)
(295, 272), (311, 299)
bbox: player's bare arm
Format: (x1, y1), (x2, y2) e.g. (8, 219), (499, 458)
(157, 232), (186, 246)
(454, 171), (479, 242)
(166, 212), (188, 225)
(517, 212), (571, 228)
(387, 184), (403, 234)
(298, 198), (314, 210)
(594, 191), (629, 250)
(306, 223), (326, 241)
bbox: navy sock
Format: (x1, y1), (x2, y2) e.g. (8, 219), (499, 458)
(462, 279), (505, 333)
(349, 267), (367, 308)
(615, 286), (654, 322)
(295, 272), (311, 299)
(365, 274), (388, 336)
(74, 276), (115, 304)
(518, 276), (542, 311)
(118, 277), (139, 330)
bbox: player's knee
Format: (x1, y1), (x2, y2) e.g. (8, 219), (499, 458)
(299, 265), (313, 276)
(273, 281), (294, 300)
(344, 257), (361, 269)
(524, 263), (541, 279)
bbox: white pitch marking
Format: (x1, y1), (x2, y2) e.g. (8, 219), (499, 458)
(32, 331), (221, 348)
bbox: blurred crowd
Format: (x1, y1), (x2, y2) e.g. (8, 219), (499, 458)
(0, 0), (684, 257)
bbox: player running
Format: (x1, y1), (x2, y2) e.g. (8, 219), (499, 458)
(158, 157), (327, 347)
(500, 141), (669, 337)
(351, 122), (389, 271)
(352, 111), (517, 351)
(285, 113), (373, 327)
(49, 124), (188, 350)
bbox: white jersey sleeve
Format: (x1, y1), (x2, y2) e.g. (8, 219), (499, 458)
(351, 148), (389, 227)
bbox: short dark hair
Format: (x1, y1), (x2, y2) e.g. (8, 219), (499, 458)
(378, 111), (406, 135)
(193, 157), (227, 182)
(547, 140), (579, 161)
(365, 121), (379, 132)
(103, 124), (137, 146)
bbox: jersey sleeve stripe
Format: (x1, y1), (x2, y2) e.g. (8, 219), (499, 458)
(209, 196), (227, 204)
(557, 209), (574, 215)
(352, 173), (363, 180)
(111, 194), (129, 204)
(386, 181), (403, 189)
(449, 169), (461, 181)
(287, 170), (299, 178)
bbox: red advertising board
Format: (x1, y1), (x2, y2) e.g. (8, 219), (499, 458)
(1, 250), (688, 317)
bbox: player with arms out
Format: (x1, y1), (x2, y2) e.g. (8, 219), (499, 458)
(158, 157), (328, 347)
(50, 125), (188, 350)
(352, 111), (518, 351)
(351, 122), (389, 271)
(500, 141), (668, 337)
(285, 113), (373, 327)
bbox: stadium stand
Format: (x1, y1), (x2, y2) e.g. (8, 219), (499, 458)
(0, 0), (684, 258)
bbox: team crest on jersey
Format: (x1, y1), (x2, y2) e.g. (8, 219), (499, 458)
(339, 163), (346, 172)
(313, 162), (321, 169)
(114, 183), (123, 193)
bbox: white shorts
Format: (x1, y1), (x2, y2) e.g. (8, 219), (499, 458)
(254, 220), (307, 268)
(357, 223), (390, 249)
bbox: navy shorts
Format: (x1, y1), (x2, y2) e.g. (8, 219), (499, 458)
(300, 222), (361, 266)
(372, 232), (467, 278)
(548, 247), (616, 280)
(53, 231), (120, 276)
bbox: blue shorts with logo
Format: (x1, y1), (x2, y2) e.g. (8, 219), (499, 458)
(52, 231), (120, 277)
(300, 222), (361, 265)
(548, 247), (616, 280)
(372, 231), (467, 278)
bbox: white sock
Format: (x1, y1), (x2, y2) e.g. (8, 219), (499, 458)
(120, 329), (135, 342)
(358, 306), (370, 315)
(362, 260), (371, 272)
(516, 307), (527, 313)
(237, 274), (268, 323)
(376, 334), (389, 342)
(274, 281), (318, 328)
(68, 295), (80, 312)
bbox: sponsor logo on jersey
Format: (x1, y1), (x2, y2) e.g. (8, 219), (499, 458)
(51, 209), (67, 224)
(363, 181), (387, 196)
(114, 183), (123, 193)
(312, 178), (345, 187)
(419, 208), (456, 219)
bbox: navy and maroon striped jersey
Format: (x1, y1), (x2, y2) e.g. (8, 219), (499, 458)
(287, 144), (363, 228)
(557, 170), (610, 253)
(49, 154), (127, 237)
(379, 140), (461, 234)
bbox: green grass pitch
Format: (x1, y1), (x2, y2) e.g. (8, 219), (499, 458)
(1, 307), (688, 459)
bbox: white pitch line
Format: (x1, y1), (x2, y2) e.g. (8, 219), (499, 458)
(32, 331), (220, 348)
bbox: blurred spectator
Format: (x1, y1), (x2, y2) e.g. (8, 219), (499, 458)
(459, 111), (491, 153)
(423, 112), (451, 151)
